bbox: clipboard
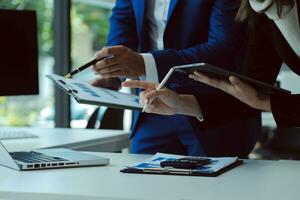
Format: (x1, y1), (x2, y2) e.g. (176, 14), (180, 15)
(121, 160), (243, 177)
(172, 63), (291, 95)
(120, 153), (243, 177)
(46, 74), (142, 110)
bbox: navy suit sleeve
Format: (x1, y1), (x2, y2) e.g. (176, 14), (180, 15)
(190, 91), (260, 129)
(106, 0), (138, 50)
(151, 0), (247, 81)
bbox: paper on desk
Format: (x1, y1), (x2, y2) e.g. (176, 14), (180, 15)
(46, 74), (142, 110)
(128, 153), (238, 173)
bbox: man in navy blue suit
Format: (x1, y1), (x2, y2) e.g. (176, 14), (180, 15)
(91, 0), (261, 157)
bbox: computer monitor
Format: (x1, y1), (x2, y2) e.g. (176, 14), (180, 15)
(0, 9), (39, 96)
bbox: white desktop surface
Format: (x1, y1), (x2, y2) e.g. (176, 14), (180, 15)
(0, 127), (129, 152)
(0, 152), (299, 200)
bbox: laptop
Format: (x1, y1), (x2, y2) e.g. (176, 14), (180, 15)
(0, 141), (109, 171)
(0, 130), (39, 140)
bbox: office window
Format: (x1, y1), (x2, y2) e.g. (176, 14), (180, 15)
(70, 0), (114, 128)
(0, 0), (55, 127)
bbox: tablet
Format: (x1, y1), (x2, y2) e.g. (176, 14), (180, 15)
(173, 63), (291, 94)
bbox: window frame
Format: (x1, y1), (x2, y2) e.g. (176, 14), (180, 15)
(53, 0), (71, 127)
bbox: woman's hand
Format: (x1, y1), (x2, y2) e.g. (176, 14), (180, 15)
(189, 71), (271, 111)
(122, 80), (181, 115)
(122, 80), (203, 117)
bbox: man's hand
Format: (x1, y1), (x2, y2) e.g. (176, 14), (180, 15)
(189, 71), (271, 111)
(90, 77), (121, 91)
(93, 45), (145, 79)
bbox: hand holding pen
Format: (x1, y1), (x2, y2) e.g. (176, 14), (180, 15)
(141, 68), (174, 112)
(121, 69), (174, 113)
(123, 80), (204, 121)
(93, 46), (145, 79)
(65, 45), (146, 79)
(64, 55), (114, 78)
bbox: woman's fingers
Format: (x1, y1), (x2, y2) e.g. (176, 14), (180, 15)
(140, 90), (159, 107)
(190, 71), (224, 89)
(188, 71), (269, 111)
(139, 93), (156, 113)
(140, 90), (162, 111)
(228, 76), (271, 110)
(229, 76), (259, 98)
(144, 89), (171, 102)
(190, 71), (210, 82)
(144, 99), (173, 115)
(124, 82), (168, 114)
(144, 90), (160, 100)
(140, 89), (176, 115)
(228, 76), (257, 100)
(229, 76), (252, 93)
(139, 95), (146, 107)
(190, 71), (235, 94)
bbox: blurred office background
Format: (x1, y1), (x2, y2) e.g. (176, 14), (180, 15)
(0, 0), (124, 129)
(0, 0), (299, 159)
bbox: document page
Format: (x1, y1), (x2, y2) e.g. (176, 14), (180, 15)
(128, 153), (238, 173)
(47, 74), (142, 110)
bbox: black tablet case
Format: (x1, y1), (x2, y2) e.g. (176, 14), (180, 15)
(174, 63), (291, 95)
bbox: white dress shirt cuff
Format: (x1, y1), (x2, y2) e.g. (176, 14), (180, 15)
(196, 110), (204, 122)
(140, 53), (159, 83)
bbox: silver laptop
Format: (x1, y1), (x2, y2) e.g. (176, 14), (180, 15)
(0, 141), (109, 171)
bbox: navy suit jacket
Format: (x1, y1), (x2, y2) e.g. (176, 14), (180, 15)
(106, 0), (261, 156)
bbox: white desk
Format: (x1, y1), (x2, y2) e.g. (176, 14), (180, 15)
(0, 152), (299, 200)
(0, 127), (130, 152)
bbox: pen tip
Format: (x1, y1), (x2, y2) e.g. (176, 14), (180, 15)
(64, 74), (72, 79)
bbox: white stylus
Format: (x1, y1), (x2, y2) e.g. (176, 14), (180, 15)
(142, 68), (175, 112)
(141, 66), (204, 122)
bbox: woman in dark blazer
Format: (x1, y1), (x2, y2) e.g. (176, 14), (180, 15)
(123, 0), (300, 129)
(189, 0), (300, 128)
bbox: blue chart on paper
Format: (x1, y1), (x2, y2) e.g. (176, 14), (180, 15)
(71, 83), (100, 97)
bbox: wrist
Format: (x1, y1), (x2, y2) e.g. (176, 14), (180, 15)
(250, 93), (271, 112)
(257, 96), (271, 112)
(177, 95), (203, 118)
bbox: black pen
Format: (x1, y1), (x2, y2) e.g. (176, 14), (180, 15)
(64, 55), (114, 78)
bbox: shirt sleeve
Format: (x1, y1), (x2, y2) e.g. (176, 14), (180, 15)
(140, 53), (159, 83)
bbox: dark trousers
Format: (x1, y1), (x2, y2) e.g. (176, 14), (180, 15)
(131, 114), (206, 156)
(131, 114), (261, 158)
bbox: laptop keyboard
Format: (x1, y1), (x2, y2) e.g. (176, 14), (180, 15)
(10, 151), (68, 163)
(0, 131), (39, 140)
